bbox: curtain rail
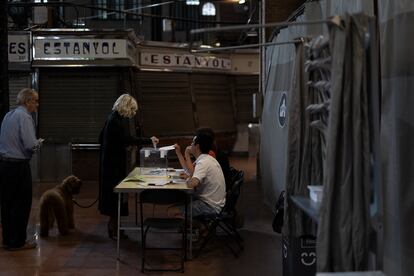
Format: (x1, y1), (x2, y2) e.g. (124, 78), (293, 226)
(190, 17), (342, 35)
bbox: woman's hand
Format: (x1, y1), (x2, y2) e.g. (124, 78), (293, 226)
(151, 136), (159, 147)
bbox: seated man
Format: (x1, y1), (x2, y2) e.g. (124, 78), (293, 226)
(195, 128), (231, 190)
(176, 132), (226, 217)
(174, 127), (230, 187)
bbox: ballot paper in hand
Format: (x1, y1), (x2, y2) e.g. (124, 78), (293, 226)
(159, 145), (176, 158)
(159, 145), (176, 151)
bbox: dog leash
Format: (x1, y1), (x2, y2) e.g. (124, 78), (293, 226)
(72, 198), (98, 208)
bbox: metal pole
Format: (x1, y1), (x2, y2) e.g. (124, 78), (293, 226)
(260, 0), (265, 96)
(117, 192), (121, 260)
(191, 40), (301, 53)
(0, 0), (9, 120)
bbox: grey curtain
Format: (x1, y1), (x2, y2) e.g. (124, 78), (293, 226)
(379, 1), (414, 275)
(260, 0), (374, 211)
(261, 27), (297, 208)
(317, 14), (371, 272)
(282, 41), (310, 237)
(261, 1), (324, 208)
(322, 0), (374, 17)
(283, 41), (324, 237)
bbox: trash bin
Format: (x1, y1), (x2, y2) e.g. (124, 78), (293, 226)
(282, 235), (317, 276)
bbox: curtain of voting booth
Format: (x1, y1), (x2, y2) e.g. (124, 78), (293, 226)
(262, 0), (414, 275)
(316, 14), (373, 272)
(379, 1), (414, 275)
(261, 1), (323, 208)
(261, 0), (379, 273)
(261, 0), (375, 211)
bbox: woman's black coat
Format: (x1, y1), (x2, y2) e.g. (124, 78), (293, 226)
(98, 111), (152, 217)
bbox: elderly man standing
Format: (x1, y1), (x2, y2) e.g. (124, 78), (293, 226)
(0, 88), (43, 251)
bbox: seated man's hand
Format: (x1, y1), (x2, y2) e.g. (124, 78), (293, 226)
(179, 172), (190, 179)
(185, 145), (192, 157)
(174, 143), (181, 155)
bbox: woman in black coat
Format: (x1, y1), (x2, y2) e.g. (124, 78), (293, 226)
(98, 94), (158, 240)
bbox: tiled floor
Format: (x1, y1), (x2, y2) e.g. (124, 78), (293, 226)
(0, 157), (282, 275)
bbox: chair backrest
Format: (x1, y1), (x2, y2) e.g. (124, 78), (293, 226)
(140, 189), (187, 206)
(223, 170), (244, 213)
(226, 167), (239, 191)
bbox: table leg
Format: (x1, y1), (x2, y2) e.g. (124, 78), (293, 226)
(135, 193), (138, 225)
(189, 195), (193, 260)
(117, 193), (121, 260)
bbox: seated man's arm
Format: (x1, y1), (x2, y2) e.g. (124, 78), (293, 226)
(174, 144), (188, 170)
(184, 146), (195, 175)
(186, 177), (200, 189)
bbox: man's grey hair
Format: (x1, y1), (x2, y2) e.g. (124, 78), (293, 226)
(112, 94), (138, 118)
(16, 88), (38, 106)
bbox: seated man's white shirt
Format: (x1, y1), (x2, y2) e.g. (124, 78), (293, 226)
(192, 154), (226, 213)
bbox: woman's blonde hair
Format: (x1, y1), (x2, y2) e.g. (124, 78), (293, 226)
(113, 94), (138, 118)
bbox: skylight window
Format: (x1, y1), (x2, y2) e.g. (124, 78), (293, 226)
(202, 2), (216, 16)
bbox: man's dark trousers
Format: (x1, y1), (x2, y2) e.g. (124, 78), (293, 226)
(0, 160), (32, 248)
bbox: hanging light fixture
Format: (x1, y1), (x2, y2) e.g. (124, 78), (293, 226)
(202, 2), (216, 16)
(238, 0), (246, 4)
(186, 0), (200, 5)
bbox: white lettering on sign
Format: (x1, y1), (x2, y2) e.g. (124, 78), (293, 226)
(141, 53), (231, 70)
(33, 38), (128, 60)
(8, 35), (30, 62)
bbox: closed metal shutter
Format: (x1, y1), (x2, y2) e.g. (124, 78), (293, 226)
(38, 68), (119, 143)
(191, 74), (235, 132)
(137, 72), (195, 136)
(9, 73), (32, 110)
(234, 75), (259, 123)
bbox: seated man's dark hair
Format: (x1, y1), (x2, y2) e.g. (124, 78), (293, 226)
(194, 132), (213, 154)
(196, 127), (215, 140)
(196, 127), (217, 151)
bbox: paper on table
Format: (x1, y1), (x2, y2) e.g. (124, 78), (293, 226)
(144, 177), (171, 186)
(172, 178), (187, 184)
(123, 175), (146, 182)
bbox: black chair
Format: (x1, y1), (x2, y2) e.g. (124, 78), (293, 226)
(226, 166), (239, 192)
(195, 170), (245, 258)
(139, 189), (188, 273)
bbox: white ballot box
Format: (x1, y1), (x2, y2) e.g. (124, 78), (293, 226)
(139, 147), (169, 176)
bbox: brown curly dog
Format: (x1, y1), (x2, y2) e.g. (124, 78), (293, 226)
(39, 175), (82, 237)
